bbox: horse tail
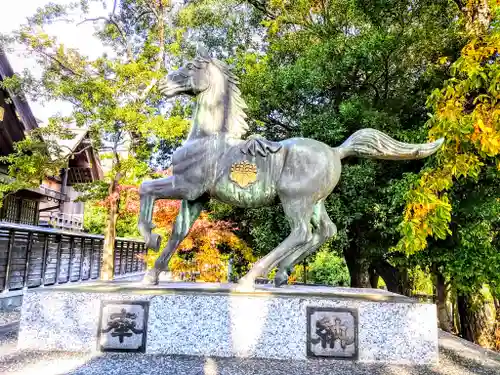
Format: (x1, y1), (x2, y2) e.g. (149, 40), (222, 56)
(335, 128), (444, 160)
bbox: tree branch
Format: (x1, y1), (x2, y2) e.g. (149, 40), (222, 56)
(452, 0), (465, 11)
(67, 144), (93, 158)
(77, 15), (133, 62)
(76, 16), (108, 26)
(319, 0), (331, 29)
(44, 143), (94, 164)
(38, 50), (86, 78)
(245, 0), (277, 19)
(134, 10), (153, 25)
(136, 3), (166, 102)
(145, 1), (160, 20)
(155, 3), (166, 74)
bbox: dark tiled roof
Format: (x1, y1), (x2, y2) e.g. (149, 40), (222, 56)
(0, 49), (38, 131)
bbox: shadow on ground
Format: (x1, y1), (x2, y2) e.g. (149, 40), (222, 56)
(1, 328), (500, 375)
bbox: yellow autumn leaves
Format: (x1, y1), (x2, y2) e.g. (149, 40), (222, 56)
(398, 29), (500, 253)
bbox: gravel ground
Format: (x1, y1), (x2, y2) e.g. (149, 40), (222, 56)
(0, 308), (21, 327)
(1, 328), (499, 375)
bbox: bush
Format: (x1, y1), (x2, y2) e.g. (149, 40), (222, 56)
(293, 249), (350, 286)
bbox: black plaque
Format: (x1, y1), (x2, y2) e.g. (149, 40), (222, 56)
(97, 300), (149, 353)
(306, 307), (358, 360)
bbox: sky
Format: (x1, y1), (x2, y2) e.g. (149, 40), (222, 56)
(1, 0), (109, 123)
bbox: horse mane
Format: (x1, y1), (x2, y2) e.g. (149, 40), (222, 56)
(195, 56), (249, 139)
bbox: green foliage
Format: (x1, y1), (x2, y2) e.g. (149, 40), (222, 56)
(1, 0), (194, 267)
(84, 199), (141, 239)
(83, 202), (107, 235)
(0, 119), (78, 206)
(190, 1), (461, 280)
(408, 267), (434, 296)
(303, 249), (351, 287)
(209, 201), (288, 258)
(179, 0), (465, 288)
(398, 1), (500, 252)
(116, 211), (141, 238)
(2, 0), (191, 200)
(407, 167), (500, 297)
(396, 1), (500, 298)
(205, 0), (499, 301)
(4, 0), (499, 311)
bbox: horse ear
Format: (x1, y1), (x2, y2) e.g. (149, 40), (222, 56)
(196, 44), (210, 59)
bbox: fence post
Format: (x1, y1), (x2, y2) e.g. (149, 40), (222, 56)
(79, 237), (85, 281)
(67, 237), (75, 282)
(117, 241), (124, 275)
(142, 244), (147, 271)
(130, 242), (135, 272)
(40, 234), (49, 286)
(3, 230), (15, 292)
(23, 232), (34, 288)
(97, 239), (103, 277)
(89, 238), (95, 280)
(54, 235), (63, 284)
(124, 242), (131, 273)
(133, 242), (138, 272)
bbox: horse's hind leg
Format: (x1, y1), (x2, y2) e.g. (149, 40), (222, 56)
(274, 201), (337, 286)
(143, 198), (206, 285)
(239, 198), (315, 287)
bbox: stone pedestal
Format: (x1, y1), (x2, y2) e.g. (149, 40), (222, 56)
(17, 282), (438, 364)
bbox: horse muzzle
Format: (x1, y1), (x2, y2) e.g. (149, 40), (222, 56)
(159, 75), (190, 98)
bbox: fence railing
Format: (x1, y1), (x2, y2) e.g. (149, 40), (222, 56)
(0, 222), (146, 292)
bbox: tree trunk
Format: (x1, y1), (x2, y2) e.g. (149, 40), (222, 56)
(100, 173), (121, 281)
(494, 297), (500, 352)
(372, 260), (410, 295)
(343, 245), (371, 288)
(452, 292), (461, 335)
(457, 294), (472, 341)
(457, 293), (495, 348)
(369, 266), (379, 289)
(435, 272), (453, 332)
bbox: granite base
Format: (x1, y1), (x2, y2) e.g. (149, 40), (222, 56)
(17, 282), (438, 364)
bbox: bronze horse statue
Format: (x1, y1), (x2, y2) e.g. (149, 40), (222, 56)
(138, 49), (443, 287)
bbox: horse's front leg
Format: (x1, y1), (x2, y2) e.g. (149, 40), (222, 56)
(142, 198), (206, 285)
(138, 176), (190, 251)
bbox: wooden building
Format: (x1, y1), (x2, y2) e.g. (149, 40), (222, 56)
(0, 50), (103, 231)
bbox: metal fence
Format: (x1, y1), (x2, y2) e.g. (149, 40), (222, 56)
(0, 222), (146, 292)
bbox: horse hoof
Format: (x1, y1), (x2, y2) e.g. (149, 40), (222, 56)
(237, 275), (256, 291)
(142, 269), (160, 285)
(146, 233), (161, 251)
(138, 221), (156, 235)
(274, 269), (289, 287)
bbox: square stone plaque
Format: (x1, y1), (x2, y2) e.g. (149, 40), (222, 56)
(97, 300), (149, 353)
(306, 307), (358, 359)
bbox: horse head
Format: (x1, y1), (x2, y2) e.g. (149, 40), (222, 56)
(159, 46), (227, 99)
(159, 49), (209, 97)
(158, 46), (249, 139)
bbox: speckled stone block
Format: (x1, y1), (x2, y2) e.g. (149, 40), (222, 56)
(17, 282), (438, 364)
(307, 307), (358, 359)
(97, 300), (149, 352)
